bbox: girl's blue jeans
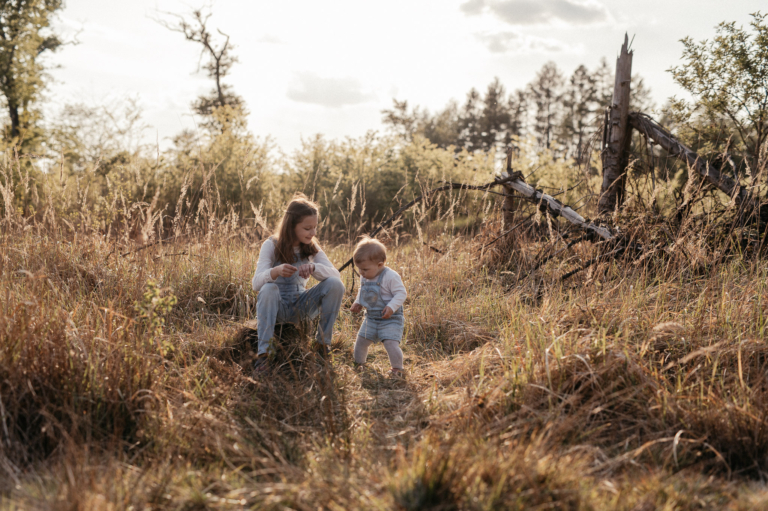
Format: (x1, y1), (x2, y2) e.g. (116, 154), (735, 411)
(256, 277), (345, 356)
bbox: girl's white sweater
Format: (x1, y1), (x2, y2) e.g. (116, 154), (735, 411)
(251, 238), (340, 292)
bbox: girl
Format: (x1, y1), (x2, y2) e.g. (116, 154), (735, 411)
(251, 193), (345, 373)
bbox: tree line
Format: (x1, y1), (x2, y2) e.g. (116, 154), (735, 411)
(0, 2), (766, 240)
(382, 61), (653, 164)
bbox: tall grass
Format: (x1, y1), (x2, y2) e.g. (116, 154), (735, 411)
(1, 140), (767, 509)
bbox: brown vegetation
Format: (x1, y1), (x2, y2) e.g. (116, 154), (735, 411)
(1, 5), (767, 508)
(1, 159), (768, 509)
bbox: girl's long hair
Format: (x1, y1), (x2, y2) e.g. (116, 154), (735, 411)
(272, 193), (320, 264)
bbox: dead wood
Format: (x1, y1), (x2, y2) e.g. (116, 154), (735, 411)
(118, 233), (190, 258)
(628, 112), (754, 208)
(337, 172), (615, 272)
(599, 33), (634, 214)
(498, 171), (614, 241)
(502, 149), (521, 234)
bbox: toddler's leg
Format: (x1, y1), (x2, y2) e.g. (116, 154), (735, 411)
(382, 340), (404, 370)
(354, 336), (375, 365)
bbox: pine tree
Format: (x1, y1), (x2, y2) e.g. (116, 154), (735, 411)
(562, 64), (599, 163)
(457, 88), (483, 151)
(381, 99), (420, 140)
(478, 77), (511, 153)
(420, 101), (460, 149)
(507, 89), (528, 140)
(527, 62), (564, 150)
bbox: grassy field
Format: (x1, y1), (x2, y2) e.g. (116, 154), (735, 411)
(0, 219), (767, 509)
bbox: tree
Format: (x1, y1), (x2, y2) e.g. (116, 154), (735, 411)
(0, 0), (63, 145)
(159, 7), (245, 128)
(669, 12), (768, 183)
(507, 89), (528, 140)
(592, 58), (613, 108)
(381, 99), (421, 140)
(477, 77), (511, 152)
(383, 81), (513, 153)
(49, 97), (146, 174)
(527, 62), (564, 150)
(381, 99), (461, 149)
(158, 6), (270, 226)
(457, 87), (483, 151)
(561, 64), (599, 163)
(421, 101), (460, 149)
(385, 60), (651, 161)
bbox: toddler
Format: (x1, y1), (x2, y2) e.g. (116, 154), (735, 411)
(350, 237), (407, 377)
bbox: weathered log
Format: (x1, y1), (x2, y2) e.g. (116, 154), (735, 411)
(498, 171), (614, 241)
(336, 173), (614, 272)
(599, 34), (633, 214)
(628, 112), (751, 206)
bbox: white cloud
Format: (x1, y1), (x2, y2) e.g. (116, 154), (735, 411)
(286, 73), (375, 108)
(477, 31), (572, 53)
(461, 0), (609, 26)
(460, 0), (485, 15)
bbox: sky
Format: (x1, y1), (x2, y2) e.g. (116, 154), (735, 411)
(46, 0), (766, 152)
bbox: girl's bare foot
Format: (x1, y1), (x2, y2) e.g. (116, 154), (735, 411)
(353, 362), (366, 372)
(388, 368), (404, 379)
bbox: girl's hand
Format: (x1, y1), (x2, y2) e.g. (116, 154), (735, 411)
(350, 303), (363, 313)
(381, 306), (394, 319)
(271, 264), (297, 279)
(297, 263), (315, 279)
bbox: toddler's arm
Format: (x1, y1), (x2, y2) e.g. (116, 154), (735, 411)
(353, 285), (362, 307)
(383, 271), (407, 313)
(350, 286), (363, 313)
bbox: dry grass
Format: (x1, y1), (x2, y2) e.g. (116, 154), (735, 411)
(0, 213), (766, 510)
(2, 137), (768, 508)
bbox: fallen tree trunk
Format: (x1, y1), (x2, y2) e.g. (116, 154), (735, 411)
(336, 173), (614, 272)
(498, 171), (614, 241)
(629, 112), (752, 206)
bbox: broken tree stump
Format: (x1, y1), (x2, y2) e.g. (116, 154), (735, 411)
(599, 33), (633, 214)
(502, 147), (520, 234)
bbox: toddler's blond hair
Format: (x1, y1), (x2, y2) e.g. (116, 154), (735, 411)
(353, 237), (387, 265)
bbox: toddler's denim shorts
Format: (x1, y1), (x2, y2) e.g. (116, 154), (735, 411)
(358, 313), (404, 343)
